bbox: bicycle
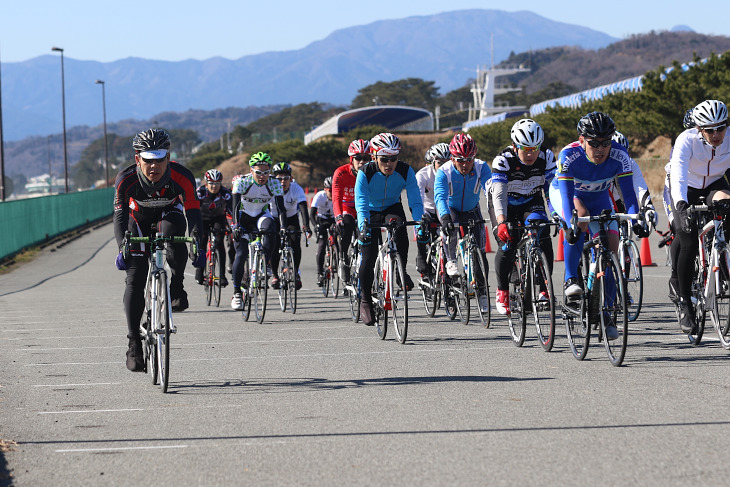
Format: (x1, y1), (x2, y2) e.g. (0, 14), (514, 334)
(276, 228), (304, 314)
(434, 233), (469, 323)
(321, 225), (340, 298)
(370, 219), (419, 343)
(685, 199), (730, 348)
(562, 209), (635, 366)
(418, 222), (442, 318)
(344, 238), (362, 323)
(618, 220), (643, 322)
(456, 219), (491, 327)
(203, 223), (223, 307)
(506, 219), (559, 350)
(240, 229), (269, 324)
(126, 230), (196, 393)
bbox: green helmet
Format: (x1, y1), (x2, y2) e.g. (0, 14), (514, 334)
(272, 162), (292, 176)
(249, 151), (272, 167)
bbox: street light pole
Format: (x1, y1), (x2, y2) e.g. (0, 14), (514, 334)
(51, 46), (69, 193)
(95, 80), (109, 187)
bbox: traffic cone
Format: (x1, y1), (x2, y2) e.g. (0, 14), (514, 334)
(555, 229), (564, 261)
(640, 236), (656, 267)
(484, 226), (493, 253)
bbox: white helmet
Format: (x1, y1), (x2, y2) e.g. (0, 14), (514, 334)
(612, 131), (629, 150)
(510, 119), (544, 147)
(425, 143), (450, 164)
(693, 100), (728, 127)
(369, 133), (401, 156)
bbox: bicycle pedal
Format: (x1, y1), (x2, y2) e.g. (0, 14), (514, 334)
(171, 326), (177, 334)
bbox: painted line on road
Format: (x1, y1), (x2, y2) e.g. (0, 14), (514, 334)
(40, 408), (144, 415)
(32, 382), (122, 387)
(56, 445), (188, 453)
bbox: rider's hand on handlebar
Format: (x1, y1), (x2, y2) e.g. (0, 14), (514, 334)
(675, 200), (692, 233)
(440, 214), (454, 234)
(497, 222), (512, 243)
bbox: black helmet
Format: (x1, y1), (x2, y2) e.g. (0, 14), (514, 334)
(272, 162), (292, 176)
(577, 112), (615, 139)
(133, 128), (171, 152)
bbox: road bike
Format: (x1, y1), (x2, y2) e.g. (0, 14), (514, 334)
(240, 230), (269, 324)
(126, 230), (196, 393)
(321, 225), (341, 298)
(202, 223), (223, 307)
(370, 219), (418, 343)
(618, 220), (643, 322)
(562, 210), (636, 366)
(344, 239), (362, 322)
(418, 221), (442, 318)
(506, 219), (559, 350)
(276, 228), (303, 314)
(456, 219), (491, 327)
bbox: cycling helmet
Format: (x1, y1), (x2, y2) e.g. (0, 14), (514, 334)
(425, 143), (451, 164)
(133, 128), (171, 158)
(272, 162), (292, 176)
(449, 133), (478, 159)
(692, 100), (728, 127)
(205, 169), (222, 182)
(369, 133), (401, 156)
(510, 119), (544, 147)
(348, 139), (371, 156)
(249, 151), (272, 167)
(577, 111), (615, 138)
(323, 177), (333, 189)
(612, 131), (629, 150)
(683, 108), (695, 129)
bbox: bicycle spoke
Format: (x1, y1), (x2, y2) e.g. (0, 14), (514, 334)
(601, 252), (628, 366)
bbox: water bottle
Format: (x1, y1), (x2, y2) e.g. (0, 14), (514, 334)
(587, 261), (597, 291)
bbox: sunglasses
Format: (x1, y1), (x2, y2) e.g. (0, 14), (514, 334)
(703, 124), (727, 134)
(516, 144), (539, 153)
(585, 138), (612, 148)
(252, 169), (270, 176)
(452, 156), (474, 163)
(276, 176), (291, 181)
(379, 156), (398, 163)
(353, 154), (371, 161)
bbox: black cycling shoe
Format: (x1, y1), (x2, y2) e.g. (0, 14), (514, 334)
(220, 276), (228, 287)
(125, 338), (145, 372)
(360, 300), (375, 326)
(270, 277), (281, 289)
(678, 298), (697, 334)
(171, 293), (189, 312)
(668, 277), (679, 303)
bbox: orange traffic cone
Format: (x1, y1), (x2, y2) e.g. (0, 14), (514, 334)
(555, 229), (564, 262)
(640, 236), (656, 267)
(484, 226), (493, 253)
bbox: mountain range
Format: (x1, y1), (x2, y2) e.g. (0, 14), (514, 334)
(1, 9), (618, 142)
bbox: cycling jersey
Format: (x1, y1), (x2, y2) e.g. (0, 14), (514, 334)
(610, 159), (651, 209)
(415, 164), (438, 213)
(434, 159), (492, 217)
(311, 190), (334, 220)
(490, 146), (556, 216)
(667, 127), (730, 203)
(196, 185), (232, 220)
(231, 174), (285, 219)
(271, 181), (307, 219)
(332, 163), (358, 219)
(355, 160), (424, 230)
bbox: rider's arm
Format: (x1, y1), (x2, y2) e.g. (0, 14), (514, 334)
(332, 166), (343, 218)
(630, 158), (652, 208)
(298, 201), (311, 228)
(613, 149), (639, 214)
(112, 167), (133, 249)
(171, 164), (202, 237)
(404, 166), (424, 221)
(490, 156), (509, 223)
(231, 193), (241, 226)
(556, 149), (576, 225)
(354, 170), (371, 230)
(669, 130), (693, 205)
(433, 166), (450, 219)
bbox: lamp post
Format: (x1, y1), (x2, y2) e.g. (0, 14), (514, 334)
(95, 80), (109, 186)
(51, 46), (69, 193)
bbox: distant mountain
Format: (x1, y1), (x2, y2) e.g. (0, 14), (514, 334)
(1, 9), (617, 142)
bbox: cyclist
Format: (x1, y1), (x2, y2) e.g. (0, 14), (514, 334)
(270, 162), (311, 290)
(548, 111), (639, 341)
(489, 119), (556, 315)
(230, 152), (287, 310)
(114, 128), (203, 372)
(355, 132), (424, 326)
(434, 133), (493, 314)
(332, 139), (371, 283)
(311, 177), (336, 286)
(195, 169), (232, 287)
(415, 143), (450, 281)
(664, 99), (730, 333)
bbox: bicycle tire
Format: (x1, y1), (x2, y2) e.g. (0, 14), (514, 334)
(289, 260), (298, 314)
(565, 253), (590, 360)
(600, 251), (628, 366)
(471, 247), (491, 328)
(374, 257), (387, 339)
(712, 247), (730, 348)
(241, 258), (252, 322)
(253, 250), (267, 323)
(508, 255), (526, 347)
(212, 250), (222, 307)
(144, 300), (158, 385)
(455, 251), (470, 324)
(621, 239), (643, 322)
(532, 249), (556, 351)
(348, 247), (361, 322)
(155, 272), (171, 392)
(688, 252), (706, 345)
(322, 248), (330, 297)
(331, 249), (340, 298)
(205, 245), (213, 306)
(421, 242), (439, 317)
(391, 253), (409, 344)
(277, 250), (288, 312)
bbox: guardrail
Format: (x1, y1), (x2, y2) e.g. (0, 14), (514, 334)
(0, 187), (114, 260)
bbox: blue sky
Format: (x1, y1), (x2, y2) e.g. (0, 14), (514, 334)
(2, 0), (728, 63)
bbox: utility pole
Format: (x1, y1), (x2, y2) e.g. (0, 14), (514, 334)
(0, 48), (6, 201)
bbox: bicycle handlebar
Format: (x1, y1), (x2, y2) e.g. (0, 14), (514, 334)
(367, 219), (420, 230)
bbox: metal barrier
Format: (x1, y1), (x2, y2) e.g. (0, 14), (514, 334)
(0, 188), (114, 260)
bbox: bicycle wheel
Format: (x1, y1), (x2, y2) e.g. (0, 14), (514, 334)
(421, 242), (439, 317)
(143, 291), (158, 384)
(454, 251), (470, 324)
(508, 255), (527, 347)
(471, 247), (491, 328)
(212, 250), (222, 307)
(331, 249), (340, 298)
(155, 272), (171, 392)
(565, 253), (590, 360)
(373, 257), (387, 339)
(688, 252), (706, 345)
(348, 249), (361, 322)
(241, 258), (252, 322)
(322, 248), (330, 297)
(277, 251), (288, 312)
(620, 239), (643, 322)
(253, 251), (268, 323)
(712, 247), (730, 349)
(600, 252), (628, 366)
(288, 261), (298, 314)
(391, 253), (409, 344)
(531, 249), (556, 352)
(204, 247), (213, 306)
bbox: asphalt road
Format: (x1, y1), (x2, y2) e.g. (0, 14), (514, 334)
(1, 220), (729, 486)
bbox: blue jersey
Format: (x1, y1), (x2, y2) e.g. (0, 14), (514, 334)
(355, 160), (424, 230)
(434, 159), (492, 217)
(552, 141), (638, 219)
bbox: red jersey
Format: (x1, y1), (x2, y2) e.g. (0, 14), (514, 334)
(332, 163), (357, 219)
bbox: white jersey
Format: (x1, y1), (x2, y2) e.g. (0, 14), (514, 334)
(271, 181), (306, 218)
(311, 190), (334, 219)
(415, 164), (437, 213)
(231, 174), (284, 218)
(666, 128), (730, 203)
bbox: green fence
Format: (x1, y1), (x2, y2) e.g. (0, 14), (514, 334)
(0, 188), (114, 260)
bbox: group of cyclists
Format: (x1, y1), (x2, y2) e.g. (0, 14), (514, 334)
(114, 97), (729, 371)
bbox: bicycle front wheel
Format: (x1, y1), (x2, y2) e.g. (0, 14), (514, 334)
(508, 256), (526, 347)
(155, 272), (171, 392)
(565, 253), (590, 360)
(348, 253), (361, 322)
(471, 248), (491, 328)
(620, 239), (643, 322)
(391, 253), (409, 344)
(212, 250), (222, 307)
(205, 250), (213, 306)
(288, 262), (298, 314)
(374, 257), (387, 339)
(277, 253), (288, 312)
(532, 249), (556, 351)
(331, 249), (340, 298)
(712, 247), (730, 349)
(600, 251), (628, 366)
(688, 252), (706, 345)
(421, 243), (439, 317)
(253, 252), (268, 323)
(455, 251), (470, 324)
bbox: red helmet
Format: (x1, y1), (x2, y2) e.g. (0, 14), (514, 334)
(449, 133), (477, 159)
(348, 139), (371, 157)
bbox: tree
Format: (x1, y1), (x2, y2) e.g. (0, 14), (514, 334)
(351, 78), (440, 110)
